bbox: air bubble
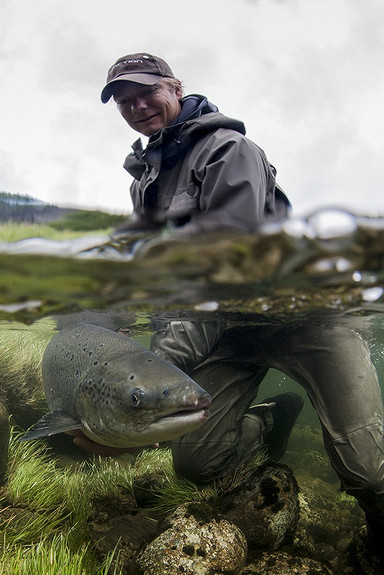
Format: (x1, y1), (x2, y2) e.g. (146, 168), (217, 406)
(362, 286), (383, 302)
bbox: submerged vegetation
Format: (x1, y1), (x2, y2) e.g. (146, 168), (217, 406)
(0, 214), (381, 571)
(1, 430), (128, 572)
(0, 536), (120, 575)
(2, 429), (260, 573)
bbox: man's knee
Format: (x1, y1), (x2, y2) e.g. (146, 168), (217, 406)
(335, 452), (384, 496)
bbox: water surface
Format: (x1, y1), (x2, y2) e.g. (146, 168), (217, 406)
(1, 206), (384, 484)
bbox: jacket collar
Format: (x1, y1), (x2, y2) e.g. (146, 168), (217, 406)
(123, 94), (244, 177)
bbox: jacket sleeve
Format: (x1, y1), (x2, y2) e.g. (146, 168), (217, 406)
(150, 319), (227, 374)
(179, 129), (273, 234)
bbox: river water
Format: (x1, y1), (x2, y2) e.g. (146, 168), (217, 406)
(1, 206), (384, 484)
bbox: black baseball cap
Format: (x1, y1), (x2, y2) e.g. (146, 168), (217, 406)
(101, 53), (175, 103)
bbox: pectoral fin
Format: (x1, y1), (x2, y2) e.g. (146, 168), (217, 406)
(19, 410), (84, 441)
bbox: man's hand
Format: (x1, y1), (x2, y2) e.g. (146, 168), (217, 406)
(69, 429), (158, 457)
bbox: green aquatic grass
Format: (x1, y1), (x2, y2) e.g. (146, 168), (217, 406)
(134, 445), (175, 477)
(7, 439), (68, 511)
(150, 470), (221, 515)
(1, 431), (129, 572)
(0, 318), (56, 419)
(0, 430), (267, 573)
(0, 506), (68, 548)
(134, 446), (268, 514)
(63, 456), (135, 534)
(3, 432), (72, 545)
(0, 534), (121, 575)
(6, 431), (135, 525)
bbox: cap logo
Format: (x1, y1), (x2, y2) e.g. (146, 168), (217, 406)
(114, 58), (144, 70)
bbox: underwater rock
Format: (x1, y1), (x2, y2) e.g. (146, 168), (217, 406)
(297, 477), (363, 548)
(132, 469), (170, 506)
(136, 501), (248, 575)
(88, 488), (158, 574)
(217, 463), (299, 554)
(90, 508), (159, 573)
(241, 551), (333, 574)
(288, 476), (365, 573)
(296, 450), (337, 483)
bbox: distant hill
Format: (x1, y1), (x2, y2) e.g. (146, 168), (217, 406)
(0, 192), (72, 224)
(0, 192), (126, 230)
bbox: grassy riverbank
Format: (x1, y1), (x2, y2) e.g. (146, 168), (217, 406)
(0, 222), (111, 243)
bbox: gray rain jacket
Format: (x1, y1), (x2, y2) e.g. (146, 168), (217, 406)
(123, 94), (290, 234)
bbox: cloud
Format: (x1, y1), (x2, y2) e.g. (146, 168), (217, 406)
(0, 150), (29, 194)
(1, 0), (383, 216)
(37, 16), (106, 95)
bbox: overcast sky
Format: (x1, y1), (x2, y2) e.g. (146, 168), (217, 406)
(1, 0), (383, 217)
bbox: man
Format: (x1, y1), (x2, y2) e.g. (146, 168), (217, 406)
(99, 51), (303, 464)
(75, 52), (302, 463)
(80, 52), (384, 569)
(100, 52), (291, 235)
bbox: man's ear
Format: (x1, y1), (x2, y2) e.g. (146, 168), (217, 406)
(175, 82), (183, 99)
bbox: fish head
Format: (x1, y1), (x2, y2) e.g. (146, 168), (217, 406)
(74, 350), (211, 448)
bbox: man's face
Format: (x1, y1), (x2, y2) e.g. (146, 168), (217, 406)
(113, 80), (182, 136)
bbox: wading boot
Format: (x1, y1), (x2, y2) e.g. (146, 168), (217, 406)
(260, 392), (304, 462)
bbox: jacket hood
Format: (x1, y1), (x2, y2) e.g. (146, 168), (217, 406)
(172, 94), (219, 125)
(123, 94), (246, 177)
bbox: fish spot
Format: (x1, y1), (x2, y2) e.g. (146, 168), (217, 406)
(129, 374), (135, 381)
(162, 389), (169, 398)
(93, 361), (99, 366)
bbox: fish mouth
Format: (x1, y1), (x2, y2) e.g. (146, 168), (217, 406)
(157, 395), (212, 424)
(133, 405), (210, 435)
(160, 407), (210, 423)
(87, 404), (211, 448)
